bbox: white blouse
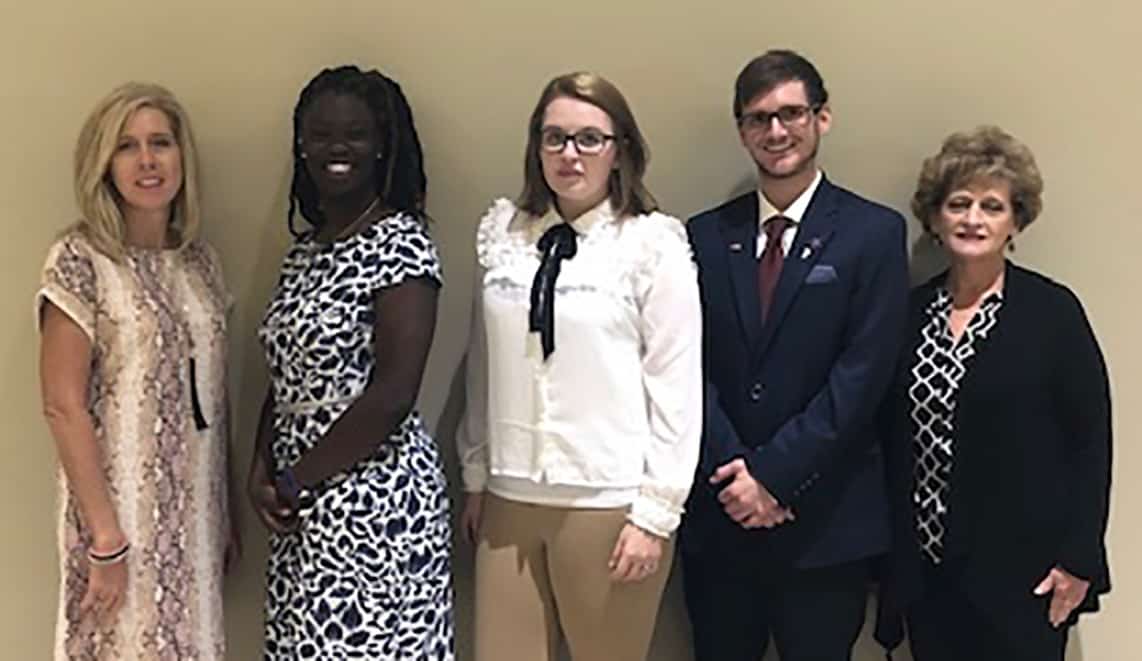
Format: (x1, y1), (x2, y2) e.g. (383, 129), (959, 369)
(458, 198), (703, 537)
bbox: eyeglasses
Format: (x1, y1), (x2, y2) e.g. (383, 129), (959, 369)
(737, 104), (822, 132)
(539, 127), (616, 155)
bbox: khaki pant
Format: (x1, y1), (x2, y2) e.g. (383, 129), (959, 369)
(473, 493), (674, 661)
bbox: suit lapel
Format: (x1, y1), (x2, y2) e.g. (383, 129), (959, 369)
(754, 178), (840, 362)
(716, 194), (762, 344)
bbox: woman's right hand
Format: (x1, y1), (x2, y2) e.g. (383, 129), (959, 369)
(247, 458), (294, 534)
(80, 552), (128, 623)
(460, 491), (484, 544)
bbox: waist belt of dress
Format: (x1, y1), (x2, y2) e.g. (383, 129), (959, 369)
(275, 394), (358, 415)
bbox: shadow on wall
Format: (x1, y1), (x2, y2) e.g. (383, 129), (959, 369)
(908, 232), (945, 285)
(432, 352), (474, 653)
(220, 165), (298, 661)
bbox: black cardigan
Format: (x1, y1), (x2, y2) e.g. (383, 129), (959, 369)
(877, 262), (1112, 649)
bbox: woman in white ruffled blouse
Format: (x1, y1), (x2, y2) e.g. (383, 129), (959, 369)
(457, 71), (703, 661)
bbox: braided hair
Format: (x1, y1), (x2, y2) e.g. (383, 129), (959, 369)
(288, 65), (427, 236)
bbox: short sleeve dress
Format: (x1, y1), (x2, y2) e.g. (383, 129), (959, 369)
(36, 231), (231, 661)
(258, 213), (454, 660)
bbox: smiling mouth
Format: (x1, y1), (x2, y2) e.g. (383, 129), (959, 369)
(325, 162), (353, 175)
(136, 177), (164, 188)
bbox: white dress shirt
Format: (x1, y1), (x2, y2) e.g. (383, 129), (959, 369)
(458, 198), (703, 537)
(756, 169), (823, 258)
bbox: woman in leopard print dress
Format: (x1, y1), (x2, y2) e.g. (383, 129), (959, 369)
(247, 65), (453, 661)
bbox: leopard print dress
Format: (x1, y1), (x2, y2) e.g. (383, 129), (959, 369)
(259, 213), (454, 660)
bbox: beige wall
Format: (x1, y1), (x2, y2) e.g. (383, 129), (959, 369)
(2, 1), (1137, 658)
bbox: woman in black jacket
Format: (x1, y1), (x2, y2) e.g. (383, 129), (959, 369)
(878, 125), (1112, 661)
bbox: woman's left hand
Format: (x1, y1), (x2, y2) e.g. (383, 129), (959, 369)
(1034, 566), (1090, 628)
(608, 523), (664, 583)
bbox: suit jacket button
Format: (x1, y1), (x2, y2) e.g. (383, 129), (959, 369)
(749, 382), (764, 402)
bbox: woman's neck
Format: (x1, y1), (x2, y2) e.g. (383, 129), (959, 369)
(948, 256), (1005, 308)
(556, 192), (607, 222)
(123, 208), (171, 249)
(317, 192), (382, 241)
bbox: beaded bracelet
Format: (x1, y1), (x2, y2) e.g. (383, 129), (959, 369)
(88, 542), (130, 566)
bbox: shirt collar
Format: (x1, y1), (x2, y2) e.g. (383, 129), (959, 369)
(931, 284), (1006, 316)
(757, 169), (823, 226)
(532, 198), (616, 242)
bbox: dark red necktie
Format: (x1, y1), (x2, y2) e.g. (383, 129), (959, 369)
(758, 215), (790, 323)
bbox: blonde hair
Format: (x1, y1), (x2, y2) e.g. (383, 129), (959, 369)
(73, 82), (202, 260)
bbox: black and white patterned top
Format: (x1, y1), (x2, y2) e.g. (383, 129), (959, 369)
(261, 213), (441, 429)
(908, 287), (1003, 564)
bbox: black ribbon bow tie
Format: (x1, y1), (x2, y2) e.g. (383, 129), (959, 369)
(528, 222), (579, 360)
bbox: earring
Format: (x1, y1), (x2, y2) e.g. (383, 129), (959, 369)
(300, 152), (308, 160)
(376, 153), (383, 159)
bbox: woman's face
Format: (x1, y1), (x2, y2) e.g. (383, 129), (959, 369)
(933, 177), (1018, 263)
(109, 106), (182, 222)
(538, 96), (617, 219)
(298, 91), (379, 202)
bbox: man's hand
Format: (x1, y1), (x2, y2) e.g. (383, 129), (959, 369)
(710, 458), (794, 529)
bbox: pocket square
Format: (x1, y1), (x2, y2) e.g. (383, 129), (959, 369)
(805, 264), (838, 284)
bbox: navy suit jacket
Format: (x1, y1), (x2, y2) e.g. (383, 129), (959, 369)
(682, 176), (909, 569)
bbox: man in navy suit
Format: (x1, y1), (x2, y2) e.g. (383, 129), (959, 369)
(681, 49), (909, 660)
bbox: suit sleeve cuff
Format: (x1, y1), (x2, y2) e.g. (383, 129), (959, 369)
(744, 449), (820, 506)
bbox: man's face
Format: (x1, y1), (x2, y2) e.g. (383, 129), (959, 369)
(737, 80), (831, 181)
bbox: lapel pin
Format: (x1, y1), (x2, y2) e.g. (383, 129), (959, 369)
(729, 242), (743, 252)
(801, 237), (823, 260)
